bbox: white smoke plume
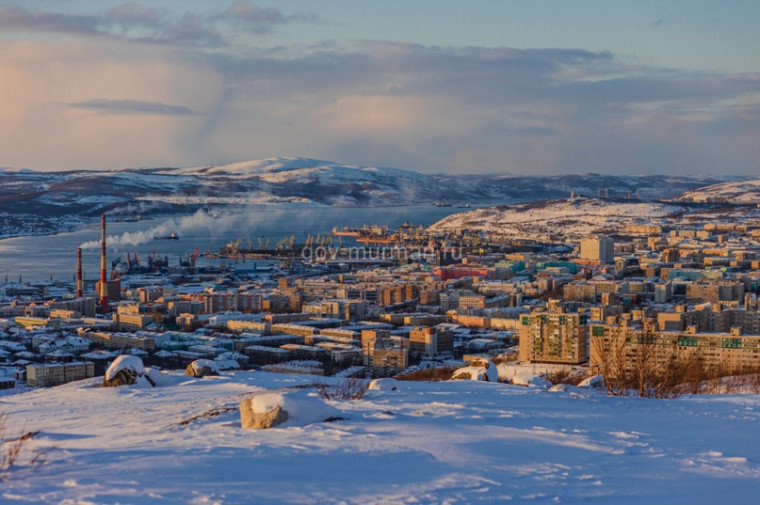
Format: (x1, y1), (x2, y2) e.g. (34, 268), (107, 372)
(78, 209), (240, 250)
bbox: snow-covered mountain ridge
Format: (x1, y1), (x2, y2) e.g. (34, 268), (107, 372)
(0, 157), (756, 238)
(159, 157), (427, 181)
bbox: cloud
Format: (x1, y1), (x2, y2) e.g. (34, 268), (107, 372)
(0, 33), (758, 176)
(68, 99), (200, 116)
(188, 42), (760, 175)
(224, 1), (318, 33)
(0, 3), (317, 48)
(0, 40), (220, 171)
(0, 4), (222, 47)
(514, 126), (560, 137)
(0, 6), (101, 36)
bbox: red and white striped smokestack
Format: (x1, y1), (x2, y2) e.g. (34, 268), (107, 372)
(76, 247), (83, 298)
(99, 214), (109, 313)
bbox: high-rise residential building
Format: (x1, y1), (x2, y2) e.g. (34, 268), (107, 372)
(580, 235), (615, 264)
(518, 309), (589, 364)
(372, 348), (408, 378)
(409, 326), (454, 358)
(361, 329), (390, 368)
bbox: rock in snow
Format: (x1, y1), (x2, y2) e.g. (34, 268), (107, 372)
(186, 359), (220, 378)
(452, 360), (499, 382)
(103, 355), (152, 387)
(368, 378), (398, 391)
(577, 374), (605, 389)
(240, 390), (341, 429)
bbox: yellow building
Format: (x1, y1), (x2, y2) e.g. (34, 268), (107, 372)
(518, 310), (589, 364)
(409, 326), (453, 358)
(589, 322), (760, 377)
(27, 362), (95, 387)
(372, 348), (408, 378)
(580, 235), (614, 264)
(112, 312), (153, 330)
(88, 331), (157, 351)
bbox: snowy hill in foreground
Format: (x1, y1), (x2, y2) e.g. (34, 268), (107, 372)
(2, 371), (759, 504)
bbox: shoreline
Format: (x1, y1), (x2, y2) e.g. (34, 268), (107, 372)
(0, 202), (487, 243)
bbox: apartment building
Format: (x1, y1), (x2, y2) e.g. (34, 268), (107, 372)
(580, 235), (614, 264)
(657, 304), (760, 335)
(590, 322), (760, 376)
(88, 331), (160, 351)
(518, 309), (589, 364)
(409, 326), (453, 358)
(27, 361), (95, 387)
(372, 348), (409, 378)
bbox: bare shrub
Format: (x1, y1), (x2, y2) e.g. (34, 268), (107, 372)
(545, 367), (586, 386)
(591, 330), (696, 399)
(593, 327), (760, 397)
(314, 378), (368, 400)
(1, 412), (52, 480)
(395, 365), (459, 382)
(697, 367), (760, 394)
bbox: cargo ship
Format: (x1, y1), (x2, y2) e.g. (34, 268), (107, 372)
(154, 232), (179, 240)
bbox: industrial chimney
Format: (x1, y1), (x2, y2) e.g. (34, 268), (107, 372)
(76, 247), (83, 298)
(99, 214), (109, 313)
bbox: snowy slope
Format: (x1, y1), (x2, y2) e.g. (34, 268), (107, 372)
(429, 198), (685, 241)
(0, 158), (755, 239)
(429, 197), (760, 242)
(160, 157), (427, 183)
(2, 371), (759, 504)
(678, 179), (760, 204)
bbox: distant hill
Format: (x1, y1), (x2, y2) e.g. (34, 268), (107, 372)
(676, 179), (760, 204)
(428, 196), (760, 243)
(0, 157), (753, 236)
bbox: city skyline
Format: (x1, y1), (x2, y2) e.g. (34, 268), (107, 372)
(1, 1), (759, 175)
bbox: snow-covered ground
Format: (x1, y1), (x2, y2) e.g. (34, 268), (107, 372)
(158, 157), (427, 183)
(2, 371), (759, 504)
(429, 197), (760, 242)
(429, 199), (684, 242)
(679, 178), (760, 204)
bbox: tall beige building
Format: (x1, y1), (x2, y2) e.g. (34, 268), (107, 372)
(372, 348), (409, 378)
(580, 235), (614, 264)
(409, 327), (454, 358)
(518, 310), (589, 364)
(361, 329), (390, 368)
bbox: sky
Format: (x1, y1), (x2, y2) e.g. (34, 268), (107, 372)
(1, 1), (759, 176)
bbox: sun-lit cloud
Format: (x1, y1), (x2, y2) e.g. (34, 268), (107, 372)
(0, 3), (758, 176)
